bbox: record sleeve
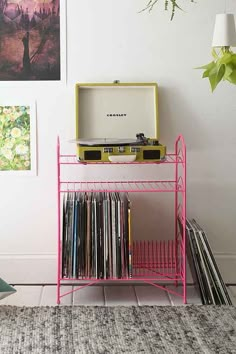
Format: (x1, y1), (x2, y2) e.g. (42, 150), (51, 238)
(120, 193), (130, 278)
(111, 193), (117, 278)
(72, 193), (78, 278)
(127, 195), (132, 278)
(191, 220), (215, 304)
(120, 196), (125, 278)
(107, 193), (112, 278)
(192, 219), (232, 305)
(80, 193), (86, 278)
(66, 193), (73, 278)
(91, 194), (98, 278)
(116, 192), (121, 279)
(103, 193), (108, 279)
(192, 220), (222, 304)
(186, 219), (210, 304)
(86, 194), (91, 278)
(62, 194), (67, 278)
(97, 193), (104, 279)
(185, 219), (205, 304)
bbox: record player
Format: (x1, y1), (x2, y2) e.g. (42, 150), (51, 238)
(75, 82), (166, 163)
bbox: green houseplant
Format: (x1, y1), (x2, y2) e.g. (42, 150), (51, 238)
(141, 0), (195, 20)
(197, 47), (236, 92)
(197, 13), (236, 92)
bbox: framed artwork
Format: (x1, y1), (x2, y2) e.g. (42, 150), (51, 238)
(0, 0), (65, 81)
(0, 103), (37, 175)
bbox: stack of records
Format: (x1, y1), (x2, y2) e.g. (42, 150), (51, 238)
(186, 218), (232, 305)
(62, 192), (131, 280)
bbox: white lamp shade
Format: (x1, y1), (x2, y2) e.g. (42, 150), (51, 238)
(212, 14), (236, 47)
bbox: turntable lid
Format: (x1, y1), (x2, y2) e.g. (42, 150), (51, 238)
(76, 83), (159, 140)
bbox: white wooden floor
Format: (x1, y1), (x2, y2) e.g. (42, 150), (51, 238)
(1, 285), (236, 306)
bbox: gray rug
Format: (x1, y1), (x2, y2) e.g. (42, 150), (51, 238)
(0, 305), (236, 354)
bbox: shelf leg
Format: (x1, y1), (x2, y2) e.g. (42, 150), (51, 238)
(57, 137), (61, 305)
(183, 281), (187, 304)
(174, 142), (178, 288)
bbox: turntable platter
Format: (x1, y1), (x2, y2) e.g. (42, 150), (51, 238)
(71, 138), (138, 146)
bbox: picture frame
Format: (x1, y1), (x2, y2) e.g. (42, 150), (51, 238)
(0, 0), (66, 85)
(0, 102), (37, 175)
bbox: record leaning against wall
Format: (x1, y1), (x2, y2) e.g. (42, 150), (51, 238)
(0, 0), (63, 81)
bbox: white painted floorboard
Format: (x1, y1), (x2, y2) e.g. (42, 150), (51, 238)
(73, 286), (105, 306)
(0, 285), (235, 307)
(41, 285), (73, 306)
(167, 285), (202, 306)
(228, 286), (236, 306)
(104, 286), (137, 306)
(1, 286), (42, 307)
(134, 286), (171, 306)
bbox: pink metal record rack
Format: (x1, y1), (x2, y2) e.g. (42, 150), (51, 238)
(57, 135), (186, 304)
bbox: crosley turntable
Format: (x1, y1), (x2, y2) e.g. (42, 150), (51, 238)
(75, 82), (166, 163)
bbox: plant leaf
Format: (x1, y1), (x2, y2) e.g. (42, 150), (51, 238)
(209, 73), (217, 92)
(197, 48), (236, 90)
(223, 64), (233, 79)
(211, 48), (218, 60)
(218, 52), (232, 66)
(195, 61), (215, 70)
(227, 71), (236, 84)
(202, 70), (210, 78)
(170, 0), (183, 11)
(209, 64), (225, 92)
(209, 65), (218, 76)
(202, 63), (217, 78)
(230, 54), (236, 64)
(139, 0), (158, 13)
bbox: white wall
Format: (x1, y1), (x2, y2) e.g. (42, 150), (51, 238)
(1, 0), (236, 283)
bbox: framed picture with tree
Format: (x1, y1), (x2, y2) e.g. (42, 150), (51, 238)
(0, 0), (65, 81)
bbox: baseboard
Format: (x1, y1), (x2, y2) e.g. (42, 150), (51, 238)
(0, 254), (57, 284)
(0, 253), (235, 284)
(214, 254), (236, 284)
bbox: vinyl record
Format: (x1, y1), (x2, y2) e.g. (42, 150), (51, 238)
(70, 138), (138, 146)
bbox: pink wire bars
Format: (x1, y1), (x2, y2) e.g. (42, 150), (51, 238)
(57, 135), (186, 304)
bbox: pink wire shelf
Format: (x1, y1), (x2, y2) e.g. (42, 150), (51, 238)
(132, 239), (183, 279)
(57, 135), (187, 304)
(60, 239), (184, 282)
(59, 153), (184, 165)
(60, 180), (184, 193)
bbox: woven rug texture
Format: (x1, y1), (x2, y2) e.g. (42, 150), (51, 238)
(0, 305), (236, 354)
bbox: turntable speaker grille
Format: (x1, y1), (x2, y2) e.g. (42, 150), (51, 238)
(84, 150), (102, 160)
(143, 150), (161, 160)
